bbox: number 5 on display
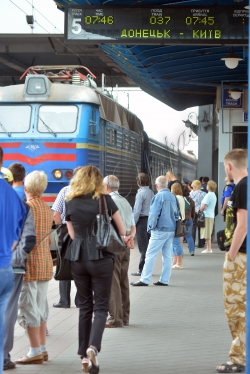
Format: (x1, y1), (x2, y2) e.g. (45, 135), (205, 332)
(72, 19), (82, 34)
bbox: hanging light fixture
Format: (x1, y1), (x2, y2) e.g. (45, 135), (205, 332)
(221, 50), (243, 69)
(230, 89), (243, 100)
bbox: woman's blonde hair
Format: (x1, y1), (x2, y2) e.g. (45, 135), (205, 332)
(207, 180), (217, 192)
(24, 171), (48, 196)
(191, 180), (201, 189)
(171, 182), (183, 196)
(66, 165), (104, 199)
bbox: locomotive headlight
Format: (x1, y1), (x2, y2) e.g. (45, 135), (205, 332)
(23, 75), (51, 100)
(53, 169), (62, 179)
(27, 77), (46, 94)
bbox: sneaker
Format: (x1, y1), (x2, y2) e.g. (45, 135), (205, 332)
(4, 360), (16, 370)
(172, 264), (183, 270)
(201, 249), (212, 253)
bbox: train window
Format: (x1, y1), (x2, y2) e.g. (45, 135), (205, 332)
(0, 105), (31, 133)
(109, 129), (117, 145)
(109, 129), (113, 145)
(122, 134), (126, 149)
(135, 139), (138, 151)
(128, 136), (131, 150)
(90, 108), (100, 136)
(38, 105), (77, 133)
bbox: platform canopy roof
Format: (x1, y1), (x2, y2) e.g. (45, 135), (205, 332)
(53, 0), (248, 110)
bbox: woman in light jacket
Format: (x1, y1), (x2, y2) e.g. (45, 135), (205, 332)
(171, 182), (185, 269)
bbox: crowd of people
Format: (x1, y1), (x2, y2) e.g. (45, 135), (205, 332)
(0, 146), (247, 374)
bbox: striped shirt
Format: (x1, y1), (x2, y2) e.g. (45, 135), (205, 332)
(24, 197), (53, 282)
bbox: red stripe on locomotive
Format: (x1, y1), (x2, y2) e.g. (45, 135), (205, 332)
(3, 153), (76, 166)
(42, 197), (57, 202)
(0, 143), (21, 148)
(43, 143), (76, 149)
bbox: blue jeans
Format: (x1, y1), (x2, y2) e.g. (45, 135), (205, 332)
(140, 230), (174, 285)
(173, 237), (184, 256)
(0, 265), (14, 372)
(184, 219), (195, 254)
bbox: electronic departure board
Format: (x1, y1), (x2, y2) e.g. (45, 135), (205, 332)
(65, 6), (248, 45)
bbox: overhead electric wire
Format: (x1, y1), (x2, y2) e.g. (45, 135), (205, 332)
(25, 0), (63, 33)
(8, 0), (93, 63)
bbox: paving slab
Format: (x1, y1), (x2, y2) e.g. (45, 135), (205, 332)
(5, 241), (230, 374)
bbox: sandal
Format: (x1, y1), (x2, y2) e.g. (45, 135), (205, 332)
(81, 357), (89, 373)
(87, 347), (99, 374)
(216, 362), (245, 373)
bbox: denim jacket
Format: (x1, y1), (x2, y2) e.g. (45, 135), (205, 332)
(147, 188), (179, 233)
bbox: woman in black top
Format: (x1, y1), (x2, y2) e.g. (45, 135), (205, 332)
(65, 165), (128, 374)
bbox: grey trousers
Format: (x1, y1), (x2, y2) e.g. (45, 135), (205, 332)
(109, 248), (130, 326)
(4, 273), (23, 363)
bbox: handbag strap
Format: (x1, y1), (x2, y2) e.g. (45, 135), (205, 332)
(99, 194), (110, 223)
(174, 196), (183, 220)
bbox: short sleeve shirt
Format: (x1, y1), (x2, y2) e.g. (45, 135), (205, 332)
(225, 177), (247, 253)
(66, 193), (119, 261)
(66, 193), (118, 236)
(201, 191), (217, 218)
(220, 183), (235, 206)
(52, 186), (69, 224)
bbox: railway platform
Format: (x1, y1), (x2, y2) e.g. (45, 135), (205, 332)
(6, 241), (230, 374)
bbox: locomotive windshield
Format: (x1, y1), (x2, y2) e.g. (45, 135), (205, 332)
(38, 105), (78, 133)
(0, 106), (31, 133)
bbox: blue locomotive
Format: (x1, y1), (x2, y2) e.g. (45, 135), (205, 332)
(0, 66), (196, 204)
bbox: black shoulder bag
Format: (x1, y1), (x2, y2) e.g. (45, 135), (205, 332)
(197, 211), (205, 228)
(95, 194), (126, 255)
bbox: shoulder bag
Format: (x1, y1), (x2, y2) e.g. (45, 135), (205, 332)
(174, 197), (188, 238)
(95, 194), (126, 255)
(54, 231), (74, 281)
(197, 211), (205, 228)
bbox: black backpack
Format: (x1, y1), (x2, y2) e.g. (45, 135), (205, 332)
(217, 230), (226, 251)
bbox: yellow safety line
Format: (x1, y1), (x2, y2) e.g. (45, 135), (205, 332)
(76, 143), (141, 159)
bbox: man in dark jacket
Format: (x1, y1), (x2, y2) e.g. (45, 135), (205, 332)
(3, 203), (36, 370)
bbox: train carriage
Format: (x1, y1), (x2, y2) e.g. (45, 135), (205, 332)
(0, 66), (196, 204)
